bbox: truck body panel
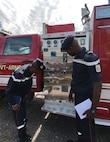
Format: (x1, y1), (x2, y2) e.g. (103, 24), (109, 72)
(0, 34), (44, 92)
(41, 23), (87, 119)
(89, 4), (110, 124)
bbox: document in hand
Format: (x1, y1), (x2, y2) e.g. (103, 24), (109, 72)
(74, 98), (92, 119)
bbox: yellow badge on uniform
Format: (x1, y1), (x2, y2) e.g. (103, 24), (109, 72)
(95, 64), (101, 72)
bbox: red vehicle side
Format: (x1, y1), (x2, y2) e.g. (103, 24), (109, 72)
(0, 34), (44, 97)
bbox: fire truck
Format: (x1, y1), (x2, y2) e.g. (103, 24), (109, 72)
(0, 34), (44, 99)
(41, 3), (110, 126)
(0, 3), (110, 126)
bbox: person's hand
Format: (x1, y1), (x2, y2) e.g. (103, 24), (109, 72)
(83, 109), (96, 119)
(12, 104), (20, 111)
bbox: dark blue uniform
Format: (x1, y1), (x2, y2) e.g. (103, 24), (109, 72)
(5, 64), (33, 139)
(71, 47), (101, 142)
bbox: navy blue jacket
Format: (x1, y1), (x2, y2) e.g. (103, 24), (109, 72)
(5, 64), (33, 105)
(71, 47), (102, 97)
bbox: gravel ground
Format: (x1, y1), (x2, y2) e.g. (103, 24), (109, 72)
(0, 97), (110, 142)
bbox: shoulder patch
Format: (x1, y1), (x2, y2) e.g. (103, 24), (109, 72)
(95, 64), (101, 72)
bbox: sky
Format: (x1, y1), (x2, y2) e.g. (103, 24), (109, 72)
(52, 0), (108, 30)
(0, 0), (108, 34)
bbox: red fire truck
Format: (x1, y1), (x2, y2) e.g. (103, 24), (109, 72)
(41, 3), (110, 126)
(0, 34), (44, 99)
(0, 3), (110, 126)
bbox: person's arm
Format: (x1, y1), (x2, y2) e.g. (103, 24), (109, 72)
(83, 81), (102, 119)
(6, 69), (22, 109)
(84, 54), (102, 118)
(91, 81), (102, 112)
(5, 78), (17, 105)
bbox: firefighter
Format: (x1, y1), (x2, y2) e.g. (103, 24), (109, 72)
(5, 58), (45, 142)
(61, 35), (102, 142)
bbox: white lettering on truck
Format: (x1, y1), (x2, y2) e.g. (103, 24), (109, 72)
(0, 65), (21, 70)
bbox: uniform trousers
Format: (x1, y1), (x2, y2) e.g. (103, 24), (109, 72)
(75, 94), (96, 142)
(76, 113), (96, 142)
(12, 99), (27, 138)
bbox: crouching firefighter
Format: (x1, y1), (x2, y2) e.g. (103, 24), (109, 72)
(5, 58), (46, 142)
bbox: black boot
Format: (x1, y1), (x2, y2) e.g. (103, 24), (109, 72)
(19, 128), (32, 142)
(19, 134), (32, 142)
(19, 133), (32, 142)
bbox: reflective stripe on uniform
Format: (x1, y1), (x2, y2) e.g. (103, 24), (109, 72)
(17, 124), (25, 129)
(73, 59), (100, 66)
(12, 74), (31, 82)
(78, 132), (82, 135)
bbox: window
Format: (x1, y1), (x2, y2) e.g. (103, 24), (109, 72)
(3, 36), (32, 55)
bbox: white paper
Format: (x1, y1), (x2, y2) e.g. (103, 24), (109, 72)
(74, 98), (92, 119)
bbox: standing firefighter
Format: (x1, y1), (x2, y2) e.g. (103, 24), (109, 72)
(5, 58), (45, 142)
(61, 35), (102, 142)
